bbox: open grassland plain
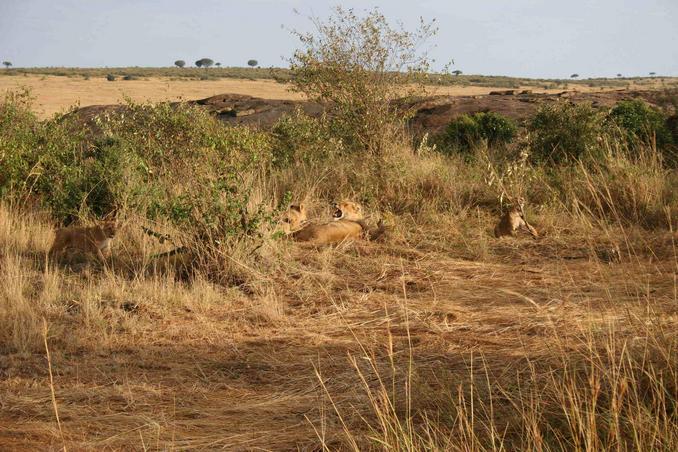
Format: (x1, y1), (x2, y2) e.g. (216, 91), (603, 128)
(1, 83), (677, 450)
(2, 70), (676, 119)
(0, 74), (305, 119)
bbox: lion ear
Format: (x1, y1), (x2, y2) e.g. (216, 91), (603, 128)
(289, 204), (301, 213)
(298, 203), (306, 212)
(103, 208), (119, 223)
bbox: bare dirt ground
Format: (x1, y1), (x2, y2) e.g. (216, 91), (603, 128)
(2, 74), (671, 119)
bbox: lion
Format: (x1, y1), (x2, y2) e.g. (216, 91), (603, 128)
(494, 199), (538, 239)
(293, 201), (386, 244)
(279, 203), (309, 235)
(49, 221), (117, 262)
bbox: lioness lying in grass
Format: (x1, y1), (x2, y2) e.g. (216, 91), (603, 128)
(49, 221), (117, 262)
(292, 201), (386, 245)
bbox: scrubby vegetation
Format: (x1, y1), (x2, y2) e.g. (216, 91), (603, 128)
(1, 9), (677, 451)
(438, 111), (517, 155)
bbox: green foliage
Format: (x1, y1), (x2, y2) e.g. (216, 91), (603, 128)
(106, 74), (116, 81)
(528, 102), (607, 164)
(0, 90), (124, 221)
(609, 99), (673, 148)
(122, 75), (138, 81)
(247, 59), (258, 68)
(174, 60), (186, 68)
(289, 6), (437, 154)
(0, 89), (40, 198)
(91, 101), (273, 239)
(439, 112), (517, 155)
(0, 92), (275, 241)
(271, 110), (343, 167)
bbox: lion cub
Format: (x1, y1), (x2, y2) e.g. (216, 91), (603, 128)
(279, 204), (309, 235)
(49, 221), (117, 261)
(494, 200), (538, 239)
(292, 201), (365, 245)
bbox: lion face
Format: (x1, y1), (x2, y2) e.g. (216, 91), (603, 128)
(333, 201), (364, 222)
(281, 204), (308, 233)
(101, 221), (117, 238)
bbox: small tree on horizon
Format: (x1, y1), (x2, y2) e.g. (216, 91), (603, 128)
(2, 61), (11, 69)
(570, 73), (579, 79)
(617, 73), (622, 77)
(247, 59), (258, 68)
(215, 62), (221, 67)
(174, 60), (186, 68)
(195, 58), (214, 68)
(649, 72), (656, 76)
(452, 69), (462, 76)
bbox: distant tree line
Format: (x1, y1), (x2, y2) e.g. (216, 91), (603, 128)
(172, 58), (260, 68)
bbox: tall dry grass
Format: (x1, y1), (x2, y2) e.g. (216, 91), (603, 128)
(1, 90), (677, 449)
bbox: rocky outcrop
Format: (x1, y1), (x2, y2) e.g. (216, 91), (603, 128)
(70, 89), (667, 135)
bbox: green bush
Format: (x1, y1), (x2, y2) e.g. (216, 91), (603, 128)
(609, 99), (673, 148)
(439, 112), (517, 155)
(667, 115), (678, 145)
(271, 110), (342, 168)
(528, 102), (607, 164)
(106, 74), (116, 81)
(92, 101), (275, 239)
(0, 90), (41, 198)
(0, 93), (138, 222)
(0, 93), (276, 239)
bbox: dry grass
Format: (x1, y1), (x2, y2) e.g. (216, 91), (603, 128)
(0, 194), (676, 450)
(1, 79), (676, 448)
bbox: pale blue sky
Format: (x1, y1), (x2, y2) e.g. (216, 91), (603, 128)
(1, 0), (676, 78)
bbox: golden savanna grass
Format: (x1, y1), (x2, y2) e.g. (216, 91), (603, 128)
(1, 143), (676, 449)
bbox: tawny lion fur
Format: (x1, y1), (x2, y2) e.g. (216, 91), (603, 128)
(280, 203), (309, 235)
(293, 201), (386, 245)
(49, 221), (118, 261)
(494, 201), (538, 239)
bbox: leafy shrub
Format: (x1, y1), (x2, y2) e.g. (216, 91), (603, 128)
(106, 74), (116, 81)
(0, 93), (136, 222)
(528, 102), (607, 164)
(122, 75), (138, 81)
(1, 93), (276, 241)
(289, 6), (437, 154)
(90, 101), (275, 239)
(439, 112), (517, 155)
(0, 89), (41, 198)
(271, 110), (343, 168)
(609, 99), (673, 148)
